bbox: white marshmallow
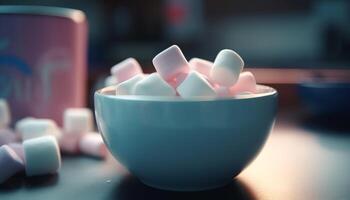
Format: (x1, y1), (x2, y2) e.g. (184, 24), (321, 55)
(16, 118), (61, 141)
(177, 71), (217, 98)
(23, 136), (61, 176)
(105, 75), (118, 86)
(79, 133), (107, 158)
(133, 73), (176, 96)
(230, 71), (257, 94)
(189, 58), (213, 78)
(0, 145), (24, 183)
(152, 45), (190, 82)
(0, 99), (11, 128)
(0, 129), (17, 146)
(210, 49), (244, 87)
(110, 58), (143, 83)
(116, 74), (144, 95)
(15, 117), (35, 130)
(63, 108), (94, 133)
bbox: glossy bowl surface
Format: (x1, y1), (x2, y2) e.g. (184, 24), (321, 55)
(95, 85), (277, 191)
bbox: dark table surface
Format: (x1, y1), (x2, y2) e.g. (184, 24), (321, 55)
(1, 114), (350, 200)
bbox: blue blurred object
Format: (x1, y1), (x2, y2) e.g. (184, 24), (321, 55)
(298, 82), (350, 116)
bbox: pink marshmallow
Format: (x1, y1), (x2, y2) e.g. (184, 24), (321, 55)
(152, 45), (190, 84)
(110, 58), (143, 83)
(230, 71), (257, 94)
(59, 132), (85, 154)
(167, 72), (188, 88)
(0, 129), (17, 146)
(7, 143), (25, 162)
(79, 133), (107, 159)
(214, 86), (231, 97)
(0, 145), (24, 183)
(189, 58), (213, 78)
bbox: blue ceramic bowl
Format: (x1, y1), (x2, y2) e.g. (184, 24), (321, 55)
(94, 85), (277, 191)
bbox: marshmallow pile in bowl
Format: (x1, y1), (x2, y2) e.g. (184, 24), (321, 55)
(105, 45), (256, 98)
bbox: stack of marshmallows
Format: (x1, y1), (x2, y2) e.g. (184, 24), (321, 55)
(105, 45), (256, 98)
(0, 99), (107, 184)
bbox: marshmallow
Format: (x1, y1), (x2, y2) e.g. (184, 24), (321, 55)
(0, 99), (11, 128)
(152, 45), (190, 83)
(167, 72), (188, 88)
(133, 73), (176, 96)
(189, 58), (213, 78)
(16, 118), (61, 141)
(0, 145), (24, 183)
(63, 108), (94, 133)
(111, 58), (143, 83)
(23, 136), (61, 176)
(15, 117), (35, 131)
(210, 49), (244, 87)
(0, 129), (17, 146)
(105, 75), (118, 86)
(214, 86), (231, 97)
(177, 71), (216, 98)
(230, 71), (257, 94)
(8, 143), (25, 161)
(116, 74), (144, 95)
(59, 132), (84, 154)
(79, 133), (107, 158)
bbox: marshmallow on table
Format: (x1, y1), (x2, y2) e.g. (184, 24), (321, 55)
(0, 129), (17, 146)
(16, 118), (61, 141)
(177, 71), (217, 98)
(111, 58), (143, 83)
(0, 145), (24, 183)
(15, 117), (35, 130)
(63, 108), (94, 133)
(24, 136), (61, 176)
(230, 71), (257, 94)
(189, 58), (213, 78)
(116, 74), (144, 95)
(133, 73), (176, 96)
(0, 99), (11, 129)
(59, 132), (84, 154)
(7, 143), (25, 161)
(152, 45), (190, 87)
(62, 108), (94, 154)
(105, 75), (118, 87)
(79, 133), (107, 158)
(210, 49), (244, 87)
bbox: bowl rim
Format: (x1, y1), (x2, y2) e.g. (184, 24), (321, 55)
(95, 84), (277, 102)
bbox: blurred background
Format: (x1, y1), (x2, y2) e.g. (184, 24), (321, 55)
(0, 0), (350, 123)
(1, 0), (350, 70)
(1, 2), (350, 198)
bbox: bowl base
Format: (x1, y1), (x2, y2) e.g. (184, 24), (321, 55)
(139, 178), (233, 192)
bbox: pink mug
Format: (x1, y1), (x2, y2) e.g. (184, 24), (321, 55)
(0, 6), (88, 125)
